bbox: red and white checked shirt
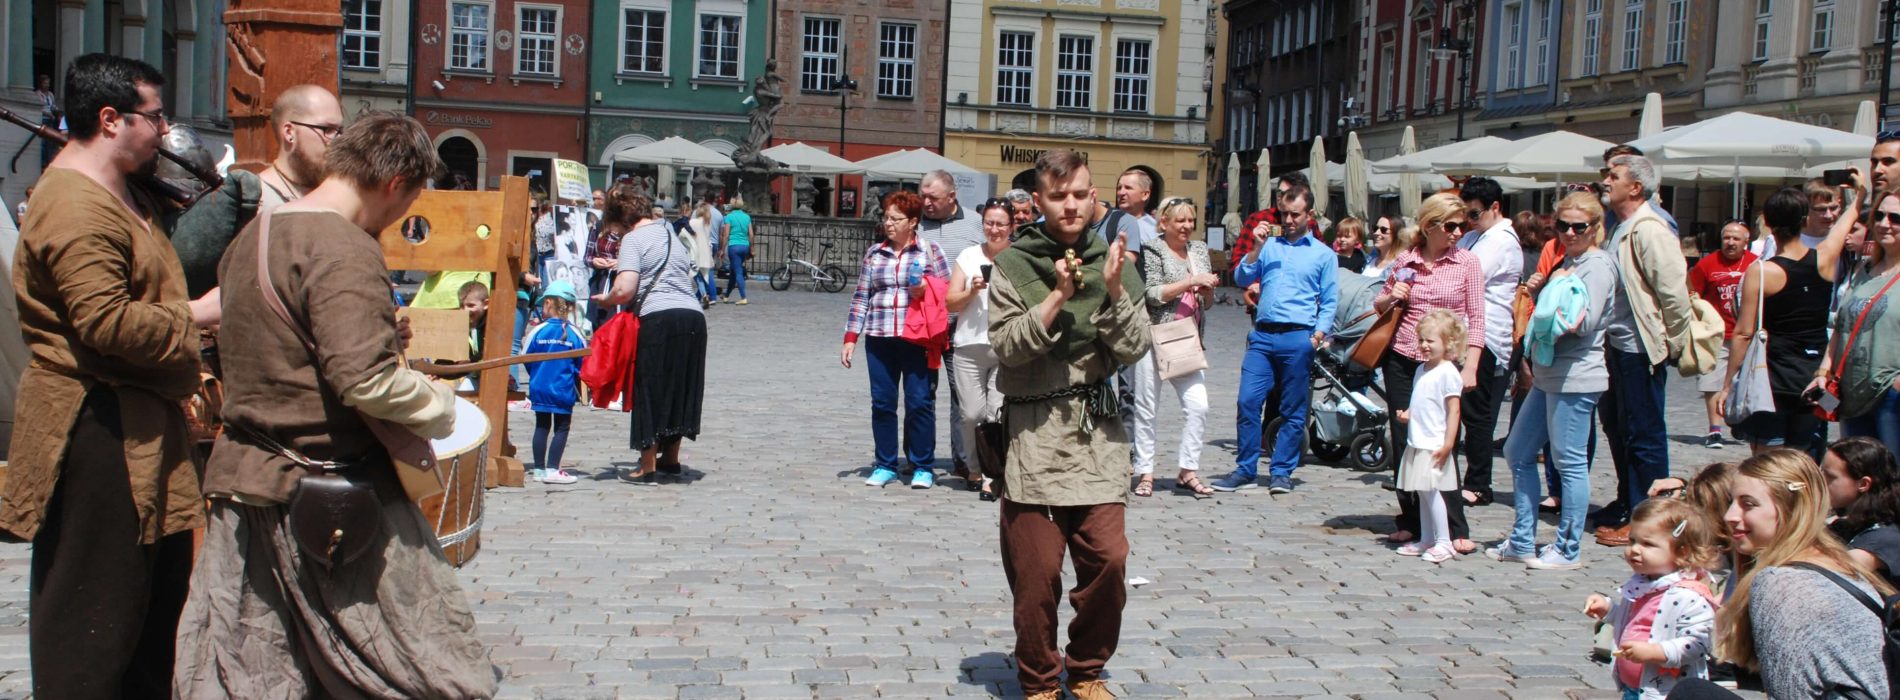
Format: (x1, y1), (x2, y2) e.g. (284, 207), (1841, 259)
(1382, 245), (1488, 361)
(844, 237), (950, 342)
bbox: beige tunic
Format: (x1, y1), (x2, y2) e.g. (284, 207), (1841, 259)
(988, 262), (1150, 506)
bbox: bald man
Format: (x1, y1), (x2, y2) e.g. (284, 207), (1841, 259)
(257, 85), (344, 211)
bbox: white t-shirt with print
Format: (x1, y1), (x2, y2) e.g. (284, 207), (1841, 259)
(1406, 360), (1463, 450)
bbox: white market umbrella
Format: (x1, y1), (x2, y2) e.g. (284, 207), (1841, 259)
(1369, 135), (1513, 174)
(1309, 137), (1330, 216)
(1615, 111), (1873, 216)
(611, 136), (736, 168)
(1344, 132), (1370, 220)
(855, 148), (979, 181)
(1855, 100), (1878, 137)
(1255, 149), (1272, 213)
(1398, 126), (1420, 218)
(1638, 92), (1664, 140)
(1223, 153), (1244, 233)
(1440, 130), (1615, 178)
(760, 142), (864, 174)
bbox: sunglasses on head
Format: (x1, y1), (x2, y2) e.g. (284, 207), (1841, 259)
(1555, 220), (1591, 234)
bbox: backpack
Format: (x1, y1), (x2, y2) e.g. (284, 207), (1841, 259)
(1791, 562), (1900, 700)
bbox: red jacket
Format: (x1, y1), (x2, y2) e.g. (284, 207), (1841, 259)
(900, 276), (950, 369)
(580, 312), (638, 410)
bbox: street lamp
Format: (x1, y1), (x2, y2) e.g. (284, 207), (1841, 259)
(828, 47), (859, 160)
(1882, 0), (1899, 128)
(1430, 0), (1478, 141)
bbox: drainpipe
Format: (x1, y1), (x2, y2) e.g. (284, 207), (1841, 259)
(403, 0), (419, 116)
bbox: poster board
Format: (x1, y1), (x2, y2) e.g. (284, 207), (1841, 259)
(396, 307), (472, 363)
(553, 159), (591, 203)
(545, 205), (595, 331)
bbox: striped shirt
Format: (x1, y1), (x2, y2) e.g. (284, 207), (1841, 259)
(614, 221), (703, 317)
(844, 236), (949, 342)
(1382, 246), (1488, 361)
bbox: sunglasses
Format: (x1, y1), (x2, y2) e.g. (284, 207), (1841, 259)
(1876, 211), (1900, 226)
(1467, 209), (1485, 221)
(1439, 220), (1464, 233)
(1555, 220), (1591, 234)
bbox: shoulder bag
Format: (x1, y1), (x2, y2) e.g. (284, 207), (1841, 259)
(1817, 267), (1900, 421)
(1348, 267), (1411, 372)
(1724, 262), (1777, 427)
(1152, 290), (1207, 380)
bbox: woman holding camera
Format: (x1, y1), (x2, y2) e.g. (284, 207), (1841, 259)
(945, 199), (1014, 500)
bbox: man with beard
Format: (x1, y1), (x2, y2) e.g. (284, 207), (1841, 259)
(257, 84), (344, 211)
(988, 148), (1149, 700)
(1873, 131), (1900, 193)
(4, 53), (222, 698)
(173, 112), (495, 698)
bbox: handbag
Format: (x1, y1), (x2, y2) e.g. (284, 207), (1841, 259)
(1152, 293), (1207, 380)
(1724, 263), (1777, 427)
(974, 419), (1008, 482)
(1818, 267), (1900, 421)
(1347, 303), (1403, 372)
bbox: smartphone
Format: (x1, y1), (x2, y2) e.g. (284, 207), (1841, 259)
(1825, 169), (1853, 187)
(980, 264), (993, 282)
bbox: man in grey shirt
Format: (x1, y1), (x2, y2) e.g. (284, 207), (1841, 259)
(919, 170), (985, 480)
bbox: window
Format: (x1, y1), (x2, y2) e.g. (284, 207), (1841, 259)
(1414, 32), (1432, 108)
(1621, 0), (1643, 72)
(696, 14), (741, 79)
(1754, 0), (1771, 61)
(1112, 39), (1151, 113)
(1502, 2), (1521, 89)
(1812, 0), (1834, 52)
(1055, 35), (1093, 110)
(996, 31), (1033, 106)
(800, 17), (840, 92)
(342, 0), (381, 70)
(1663, 0), (1687, 64)
(1378, 42), (1396, 112)
(620, 7), (665, 74)
(1530, 0), (1550, 84)
(448, 1), (491, 71)
(876, 22), (917, 98)
(516, 6), (558, 75)
(1581, 0), (1601, 76)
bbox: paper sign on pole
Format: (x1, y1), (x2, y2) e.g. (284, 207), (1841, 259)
(554, 159), (591, 203)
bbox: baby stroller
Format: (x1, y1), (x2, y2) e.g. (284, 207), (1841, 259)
(1262, 272), (1392, 471)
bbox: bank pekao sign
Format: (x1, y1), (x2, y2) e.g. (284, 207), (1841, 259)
(424, 111), (494, 129)
(1000, 144), (1088, 164)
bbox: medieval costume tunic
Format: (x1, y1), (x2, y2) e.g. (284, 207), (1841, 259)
(173, 209), (496, 699)
(4, 168), (205, 698)
(987, 222), (1150, 697)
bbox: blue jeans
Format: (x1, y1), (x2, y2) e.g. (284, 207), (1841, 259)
(1843, 388), (1900, 459)
(1505, 387), (1600, 560)
(697, 270), (718, 301)
(1600, 348), (1669, 524)
(865, 336), (935, 472)
(1234, 327), (1315, 480)
(724, 245), (750, 299)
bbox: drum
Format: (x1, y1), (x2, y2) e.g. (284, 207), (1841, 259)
(422, 396), (489, 567)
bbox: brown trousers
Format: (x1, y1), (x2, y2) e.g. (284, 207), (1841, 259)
(30, 389), (195, 699)
(999, 499), (1128, 694)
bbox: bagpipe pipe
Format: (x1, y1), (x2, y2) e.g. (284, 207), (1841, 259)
(4, 105), (266, 443)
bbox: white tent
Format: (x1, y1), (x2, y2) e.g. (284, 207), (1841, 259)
(1617, 111), (1872, 169)
(855, 148), (979, 181)
(1437, 130), (1614, 178)
(760, 142), (863, 174)
(611, 136), (736, 168)
(1369, 136), (1513, 174)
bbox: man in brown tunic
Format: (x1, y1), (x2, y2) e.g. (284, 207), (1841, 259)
(173, 112), (496, 698)
(4, 54), (222, 698)
(988, 149), (1149, 700)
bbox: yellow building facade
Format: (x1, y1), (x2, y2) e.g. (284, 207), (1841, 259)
(944, 0), (1210, 205)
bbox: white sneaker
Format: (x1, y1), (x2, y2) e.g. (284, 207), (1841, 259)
(530, 468), (548, 482)
(541, 469), (578, 485)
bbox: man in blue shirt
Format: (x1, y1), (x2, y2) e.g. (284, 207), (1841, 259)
(1213, 186), (1338, 494)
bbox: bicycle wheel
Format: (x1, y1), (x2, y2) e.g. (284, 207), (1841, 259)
(769, 266), (793, 291)
(819, 264), (850, 293)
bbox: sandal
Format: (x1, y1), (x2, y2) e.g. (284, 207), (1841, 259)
(1132, 478), (1154, 498)
(1175, 473), (1215, 499)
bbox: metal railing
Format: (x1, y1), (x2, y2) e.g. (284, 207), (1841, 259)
(743, 213), (881, 279)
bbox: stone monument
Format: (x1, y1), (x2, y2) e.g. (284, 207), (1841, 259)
(731, 60), (784, 211)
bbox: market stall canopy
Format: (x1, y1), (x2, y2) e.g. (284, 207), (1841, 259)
(1369, 136), (1512, 174)
(1607, 111), (1873, 170)
(854, 148), (980, 181)
(1436, 130), (1615, 177)
(611, 136), (736, 168)
(760, 142), (864, 174)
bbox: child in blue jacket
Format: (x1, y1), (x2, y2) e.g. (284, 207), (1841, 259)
(524, 280), (587, 484)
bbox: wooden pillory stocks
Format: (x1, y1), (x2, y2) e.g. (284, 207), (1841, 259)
(226, 1), (533, 490)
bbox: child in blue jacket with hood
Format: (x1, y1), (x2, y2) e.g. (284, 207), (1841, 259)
(525, 280), (587, 484)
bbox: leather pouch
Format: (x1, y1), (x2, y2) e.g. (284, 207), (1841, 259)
(974, 420), (1009, 482)
(288, 468), (383, 571)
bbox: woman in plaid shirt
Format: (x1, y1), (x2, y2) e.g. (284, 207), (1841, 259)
(841, 190), (952, 489)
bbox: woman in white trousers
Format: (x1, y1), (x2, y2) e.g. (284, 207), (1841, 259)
(1131, 197), (1219, 498)
(945, 199), (1015, 500)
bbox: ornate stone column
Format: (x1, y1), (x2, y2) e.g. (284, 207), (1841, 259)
(223, 0), (339, 171)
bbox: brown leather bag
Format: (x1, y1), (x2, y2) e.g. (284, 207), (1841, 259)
(974, 420), (1008, 482)
(1346, 303), (1403, 372)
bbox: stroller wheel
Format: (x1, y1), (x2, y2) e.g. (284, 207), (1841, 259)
(1310, 436), (1351, 463)
(1348, 432), (1390, 472)
(1263, 417), (1306, 460)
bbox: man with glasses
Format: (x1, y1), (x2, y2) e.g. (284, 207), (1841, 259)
(1592, 154), (1694, 546)
(258, 84), (344, 211)
(1215, 185), (1337, 494)
(5, 53), (222, 697)
(1453, 177), (1520, 507)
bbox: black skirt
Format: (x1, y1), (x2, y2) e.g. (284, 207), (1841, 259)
(629, 308), (707, 450)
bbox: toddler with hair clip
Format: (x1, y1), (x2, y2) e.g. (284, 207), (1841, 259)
(1583, 498), (1721, 700)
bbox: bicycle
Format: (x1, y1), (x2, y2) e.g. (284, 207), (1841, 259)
(769, 237), (850, 293)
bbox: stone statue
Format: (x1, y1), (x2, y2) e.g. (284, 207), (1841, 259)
(733, 60), (784, 170)
(793, 176), (816, 216)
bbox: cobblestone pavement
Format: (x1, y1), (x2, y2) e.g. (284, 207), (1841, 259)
(0, 285), (1768, 699)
